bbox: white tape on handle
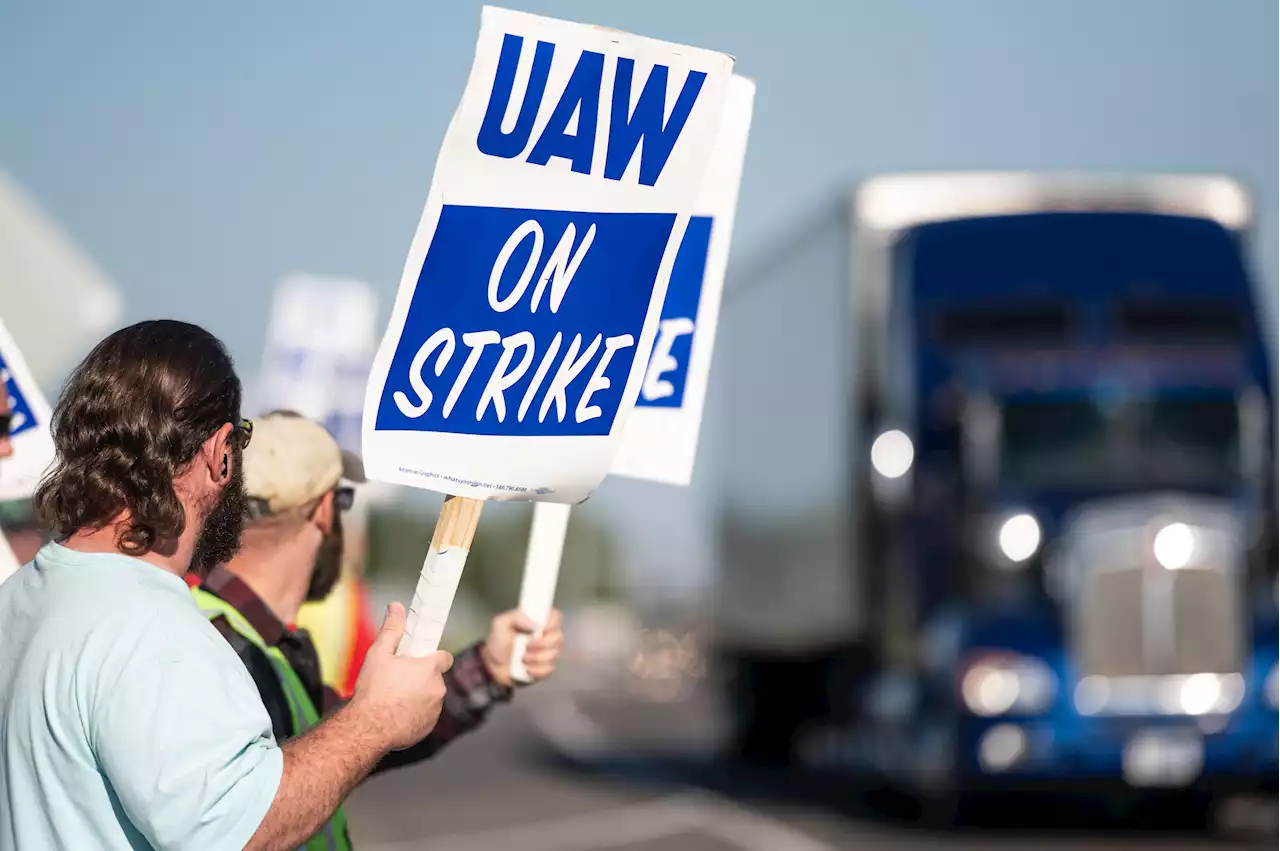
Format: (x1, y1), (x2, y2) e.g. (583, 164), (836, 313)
(511, 501), (572, 683)
(0, 534), (20, 585)
(397, 544), (469, 657)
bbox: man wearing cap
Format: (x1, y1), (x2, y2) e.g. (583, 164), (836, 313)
(192, 411), (563, 848)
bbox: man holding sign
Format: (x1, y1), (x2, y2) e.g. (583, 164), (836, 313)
(193, 412), (563, 848)
(363, 6), (734, 658)
(0, 321), (453, 850)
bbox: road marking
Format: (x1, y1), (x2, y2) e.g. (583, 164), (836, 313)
(690, 794), (855, 851)
(364, 790), (843, 851)
(362, 689), (845, 851)
(519, 690), (843, 851)
(365, 795), (703, 851)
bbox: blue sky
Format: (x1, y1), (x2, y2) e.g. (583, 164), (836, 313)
(2, 0), (1275, 595)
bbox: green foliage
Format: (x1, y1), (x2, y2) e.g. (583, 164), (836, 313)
(364, 501), (622, 611)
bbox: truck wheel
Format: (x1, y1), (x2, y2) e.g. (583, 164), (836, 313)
(918, 790), (972, 830)
(1101, 790), (1136, 822)
(729, 671), (795, 767)
(724, 654), (828, 768)
(1213, 792), (1279, 838)
(736, 712), (795, 768)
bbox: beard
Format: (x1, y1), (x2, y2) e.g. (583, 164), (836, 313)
(306, 508), (344, 602)
(190, 443), (247, 578)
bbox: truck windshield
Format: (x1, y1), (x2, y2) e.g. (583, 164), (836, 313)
(999, 396), (1240, 489)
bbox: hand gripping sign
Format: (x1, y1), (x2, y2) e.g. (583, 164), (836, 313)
(511, 76), (756, 681)
(0, 317), (55, 582)
(361, 7), (734, 656)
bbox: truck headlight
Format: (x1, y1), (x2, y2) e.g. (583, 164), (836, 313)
(997, 512), (1041, 564)
(870, 429), (914, 479)
(961, 653), (1055, 716)
(1176, 672), (1243, 715)
(1153, 522), (1198, 570)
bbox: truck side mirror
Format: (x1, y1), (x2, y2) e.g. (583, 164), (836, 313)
(1238, 387), (1266, 490)
(962, 396), (1000, 488)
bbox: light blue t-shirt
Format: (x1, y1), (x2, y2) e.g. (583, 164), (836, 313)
(0, 543), (283, 850)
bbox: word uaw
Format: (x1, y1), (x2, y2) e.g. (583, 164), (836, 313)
(478, 32), (707, 186)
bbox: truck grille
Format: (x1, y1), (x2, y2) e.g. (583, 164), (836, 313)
(1060, 497), (1243, 687)
(1076, 562), (1240, 677)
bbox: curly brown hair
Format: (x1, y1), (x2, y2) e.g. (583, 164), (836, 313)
(33, 320), (243, 555)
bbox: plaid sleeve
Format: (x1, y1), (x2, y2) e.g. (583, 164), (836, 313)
(370, 641), (512, 774)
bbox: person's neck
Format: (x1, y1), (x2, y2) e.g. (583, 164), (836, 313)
(62, 519), (195, 580)
(223, 535), (315, 625)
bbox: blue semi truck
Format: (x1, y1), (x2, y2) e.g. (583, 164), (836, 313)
(713, 173), (1277, 820)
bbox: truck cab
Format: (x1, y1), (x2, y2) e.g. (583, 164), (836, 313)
(713, 173), (1277, 809)
(847, 174), (1277, 811)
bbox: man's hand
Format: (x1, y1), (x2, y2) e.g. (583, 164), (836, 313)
(350, 603), (454, 750)
(247, 605), (453, 850)
(480, 608), (564, 688)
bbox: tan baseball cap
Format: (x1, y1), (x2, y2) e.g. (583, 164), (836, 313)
(242, 410), (365, 518)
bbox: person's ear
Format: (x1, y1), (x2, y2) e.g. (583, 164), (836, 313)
(200, 423), (235, 485)
(312, 490), (335, 535)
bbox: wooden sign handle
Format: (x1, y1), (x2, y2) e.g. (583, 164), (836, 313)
(397, 496), (484, 657)
(510, 501), (572, 683)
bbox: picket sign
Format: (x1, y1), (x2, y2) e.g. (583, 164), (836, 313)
(259, 274), (378, 452)
(0, 316), (55, 583)
(511, 75), (756, 681)
(360, 6), (734, 655)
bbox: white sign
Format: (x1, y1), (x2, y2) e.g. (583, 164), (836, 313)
(0, 316), (54, 502)
(260, 274), (378, 454)
(511, 77), (756, 681)
(362, 6), (734, 504)
(610, 75), (755, 486)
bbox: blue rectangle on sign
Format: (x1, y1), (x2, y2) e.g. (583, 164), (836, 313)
(0, 353), (38, 438)
(376, 204), (676, 437)
(636, 215), (712, 409)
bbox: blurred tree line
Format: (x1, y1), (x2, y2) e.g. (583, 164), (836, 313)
(363, 500), (623, 613)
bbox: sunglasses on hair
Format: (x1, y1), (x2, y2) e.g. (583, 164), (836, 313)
(333, 485), (355, 513)
(231, 418), (253, 449)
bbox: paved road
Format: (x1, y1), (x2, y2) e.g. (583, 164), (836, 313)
(345, 678), (1274, 851)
